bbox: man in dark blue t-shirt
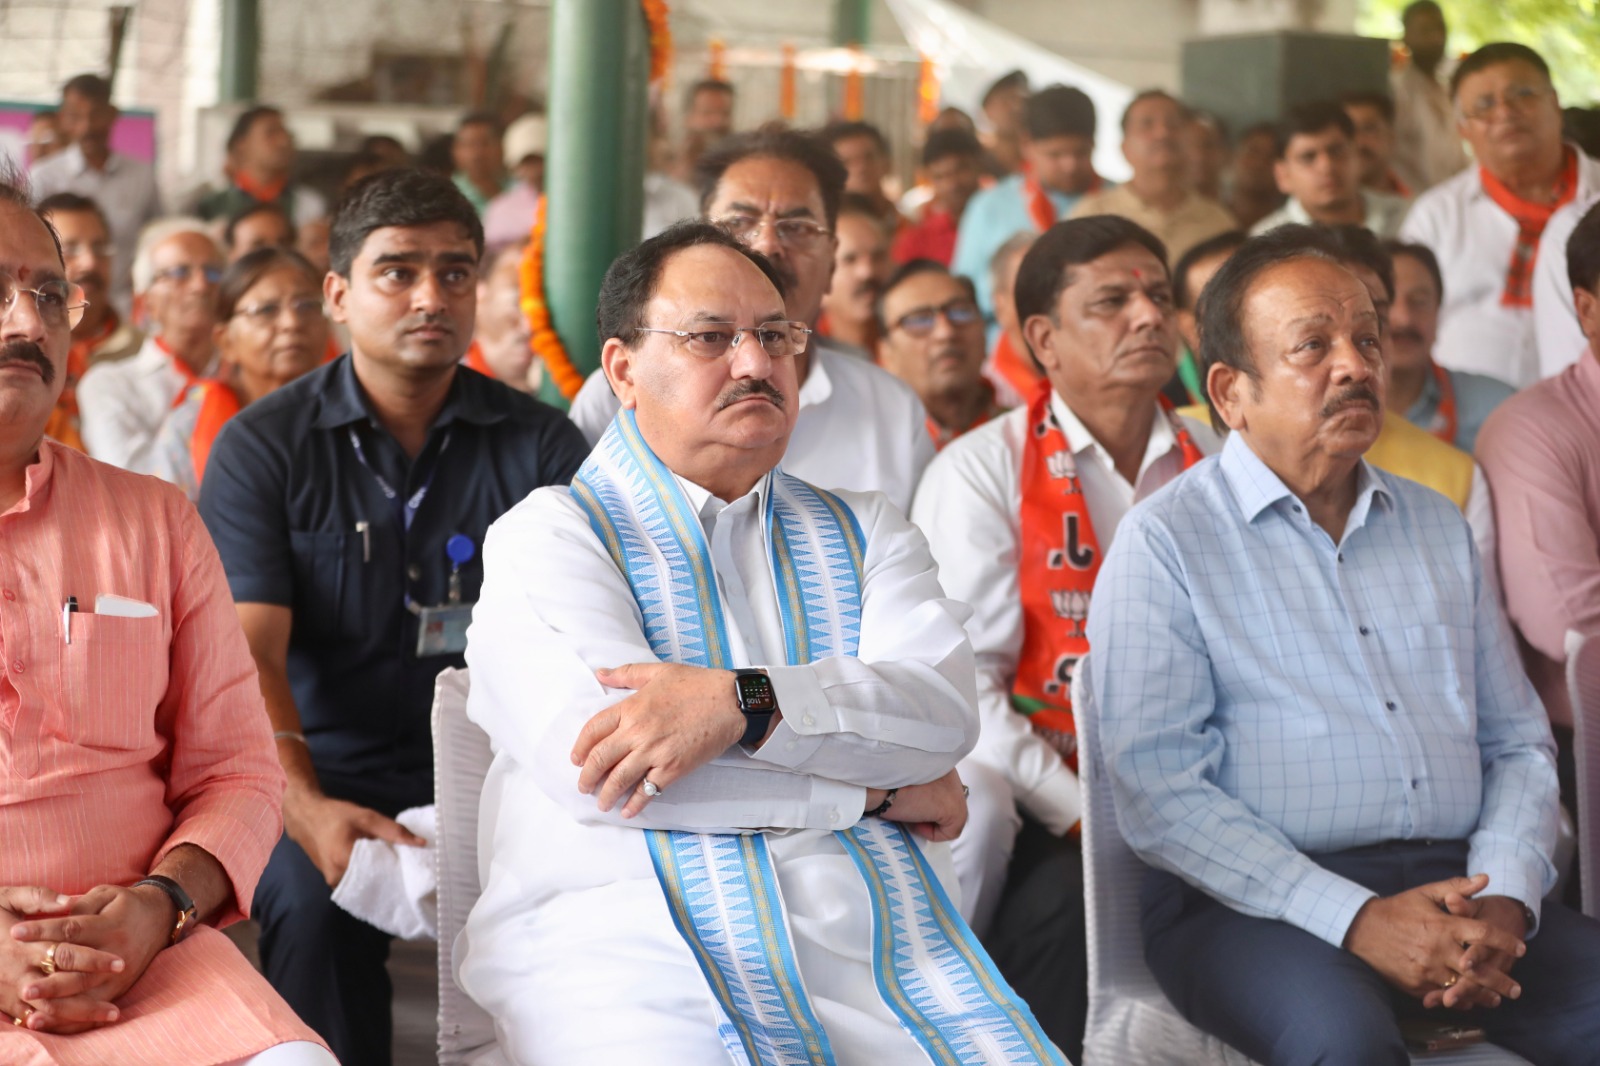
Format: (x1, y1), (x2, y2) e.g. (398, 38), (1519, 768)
(200, 167), (587, 1066)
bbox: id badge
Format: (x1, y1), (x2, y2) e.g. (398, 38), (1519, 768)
(416, 603), (475, 656)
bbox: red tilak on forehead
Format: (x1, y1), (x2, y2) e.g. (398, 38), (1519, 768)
(16, 266), (29, 282)
(1131, 268), (1144, 282)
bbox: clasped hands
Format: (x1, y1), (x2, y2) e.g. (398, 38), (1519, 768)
(1344, 872), (1530, 1013)
(1, 882), (176, 1034)
(571, 661), (967, 838)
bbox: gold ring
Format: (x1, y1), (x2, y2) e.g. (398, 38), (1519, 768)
(1442, 974), (1458, 990)
(40, 943), (57, 976)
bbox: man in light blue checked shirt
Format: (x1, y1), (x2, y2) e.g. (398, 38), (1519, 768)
(1087, 224), (1600, 1066)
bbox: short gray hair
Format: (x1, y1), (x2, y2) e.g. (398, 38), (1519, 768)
(132, 217), (218, 294)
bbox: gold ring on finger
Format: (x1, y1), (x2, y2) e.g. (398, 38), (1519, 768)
(1442, 973), (1458, 990)
(40, 943), (57, 976)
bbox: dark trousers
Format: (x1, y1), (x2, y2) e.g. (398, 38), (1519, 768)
(982, 813), (1088, 1064)
(1141, 839), (1600, 1066)
(255, 831), (396, 1066)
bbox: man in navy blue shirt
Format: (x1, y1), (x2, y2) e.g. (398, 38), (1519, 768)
(200, 167), (587, 1065)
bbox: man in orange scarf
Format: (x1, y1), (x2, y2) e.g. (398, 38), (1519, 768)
(914, 217), (1221, 1060)
(1400, 42), (1600, 387)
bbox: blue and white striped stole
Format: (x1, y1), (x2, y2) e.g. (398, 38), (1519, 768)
(571, 410), (1063, 1066)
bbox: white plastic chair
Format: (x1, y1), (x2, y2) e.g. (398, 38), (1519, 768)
(1072, 659), (1531, 1066)
(1566, 630), (1600, 919)
(431, 667), (510, 1066)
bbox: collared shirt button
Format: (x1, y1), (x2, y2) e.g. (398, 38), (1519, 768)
(1337, 553), (1344, 563)
(11, 660), (22, 674)
(406, 564), (422, 582)
(1291, 504), (1302, 513)
(1410, 778), (1419, 789)
(1359, 625), (1370, 636)
(2, 589), (14, 601)
(828, 809), (840, 825)
(802, 714), (815, 727)
(1385, 700), (1397, 711)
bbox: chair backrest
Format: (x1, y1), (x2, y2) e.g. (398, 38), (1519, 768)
(1567, 630), (1600, 919)
(431, 667), (503, 1065)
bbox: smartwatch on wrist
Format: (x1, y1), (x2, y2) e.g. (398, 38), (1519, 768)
(132, 875), (196, 945)
(733, 668), (778, 747)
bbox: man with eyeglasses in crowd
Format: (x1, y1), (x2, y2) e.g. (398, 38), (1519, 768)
(459, 219), (1063, 1062)
(35, 193), (144, 451)
(1400, 42), (1600, 388)
(913, 217), (1220, 1059)
(569, 127), (935, 515)
(0, 170), (337, 1066)
(76, 220), (222, 473)
(197, 168), (588, 1065)
(875, 259), (1004, 449)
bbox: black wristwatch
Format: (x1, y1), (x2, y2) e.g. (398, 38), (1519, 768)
(132, 875), (196, 945)
(734, 668), (778, 747)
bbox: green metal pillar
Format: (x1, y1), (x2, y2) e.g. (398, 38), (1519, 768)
(540, 0), (649, 408)
(219, 0), (261, 103)
(833, 0), (872, 46)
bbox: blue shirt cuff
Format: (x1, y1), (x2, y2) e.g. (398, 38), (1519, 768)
(1281, 862), (1378, 948)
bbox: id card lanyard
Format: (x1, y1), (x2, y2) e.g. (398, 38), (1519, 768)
(348, 425), (476, 656)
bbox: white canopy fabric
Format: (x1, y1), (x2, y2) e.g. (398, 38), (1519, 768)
(883, 0), (1134, 182)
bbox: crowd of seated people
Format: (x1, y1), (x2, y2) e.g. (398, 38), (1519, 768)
(5, 0), (1600, 1062)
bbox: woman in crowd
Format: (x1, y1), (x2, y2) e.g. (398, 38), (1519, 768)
(151, 245), (329, 499)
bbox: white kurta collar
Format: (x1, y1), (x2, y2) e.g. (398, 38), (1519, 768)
(1050, 390), (1177, 488)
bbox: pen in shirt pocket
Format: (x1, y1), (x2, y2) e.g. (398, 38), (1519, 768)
(356, 520), (371, 563)
(62, 596), (79, 644)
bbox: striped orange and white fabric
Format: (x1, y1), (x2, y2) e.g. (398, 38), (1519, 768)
(0, 439), (324, 1065)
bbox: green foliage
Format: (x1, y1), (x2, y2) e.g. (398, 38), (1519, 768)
(1357, 0), (1600, 106)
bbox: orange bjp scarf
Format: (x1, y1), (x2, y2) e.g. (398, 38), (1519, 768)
(1480, 147), (1577, 307)
(1012, 385), (1204, 771)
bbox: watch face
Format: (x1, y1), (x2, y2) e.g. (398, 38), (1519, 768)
(737, 672), (777, 713)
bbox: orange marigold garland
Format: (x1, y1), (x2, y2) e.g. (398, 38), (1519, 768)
(521, 1), (672, 402)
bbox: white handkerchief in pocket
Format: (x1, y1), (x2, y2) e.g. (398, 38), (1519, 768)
(94, 594), (158, 618)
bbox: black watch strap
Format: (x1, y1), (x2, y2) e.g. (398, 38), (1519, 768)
(132, 875), (196, 945)
(734, 668), (777, 747)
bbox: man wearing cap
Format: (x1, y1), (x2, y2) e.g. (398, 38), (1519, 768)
(483, 113), (547, 250)
(198, 168), (587, 1065)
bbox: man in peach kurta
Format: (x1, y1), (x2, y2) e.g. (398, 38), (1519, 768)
(0, 176), (332, 1066)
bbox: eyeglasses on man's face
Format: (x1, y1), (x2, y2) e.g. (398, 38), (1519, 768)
(235, 297), (326, 326)
(1459, 84), (1551, 124)
(712, 214), (832, 251)
(892, 299), (982, 338)
(0, 272), (89, 331)
(153, 263), (224, 287)
(633, 320), (813, 360)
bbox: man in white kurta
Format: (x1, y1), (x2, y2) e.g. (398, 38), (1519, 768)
(565, 126), (935, 516)
(461, 222), (1062, 1064)
(914, 217), (1219, 1061)
(1398, 43), (1600, 388)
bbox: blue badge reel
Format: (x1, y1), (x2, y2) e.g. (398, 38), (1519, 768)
(417, 534), (477, 657)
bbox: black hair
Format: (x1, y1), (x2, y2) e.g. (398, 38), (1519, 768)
(1194, 224), (1344, 429)
(1014, 216), (1168, 325)
(226, 105), (284, 153)
(824, 120), (890, 156)
(596, 220), (787, 347)
(873, 258), (976, 334)
(1382, 239), (1445, 303)
(1172, 230), (1248, 311)
(982, 70), (1029, 109)
(1239, 121), (1279, 146)
(1340, 90), (1396, 125)
(457, 111), (500, 135)
(224, 201), (293, 251)
(684, 79), (735, 111)
(1567, 199), (1600, 296)
(1451, 43), (1552, 99)
(1, 165), (63, 265)
(36, 191), (110, 234)
(327, 167), (485, 278)
(61, 73), (112, 106)
(1188, 109), (1232, 148)
(695, 125), (848, 229)
(1121, 90), (1184, 134)
(1319, 224), (1394, 302)
(922, 128), (983, 169)
(1025, 85), (1097, 142)
(1401, 0), (1443, 29)
(217, 246), (322, 321)
(1275, 101), (1355, 158)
